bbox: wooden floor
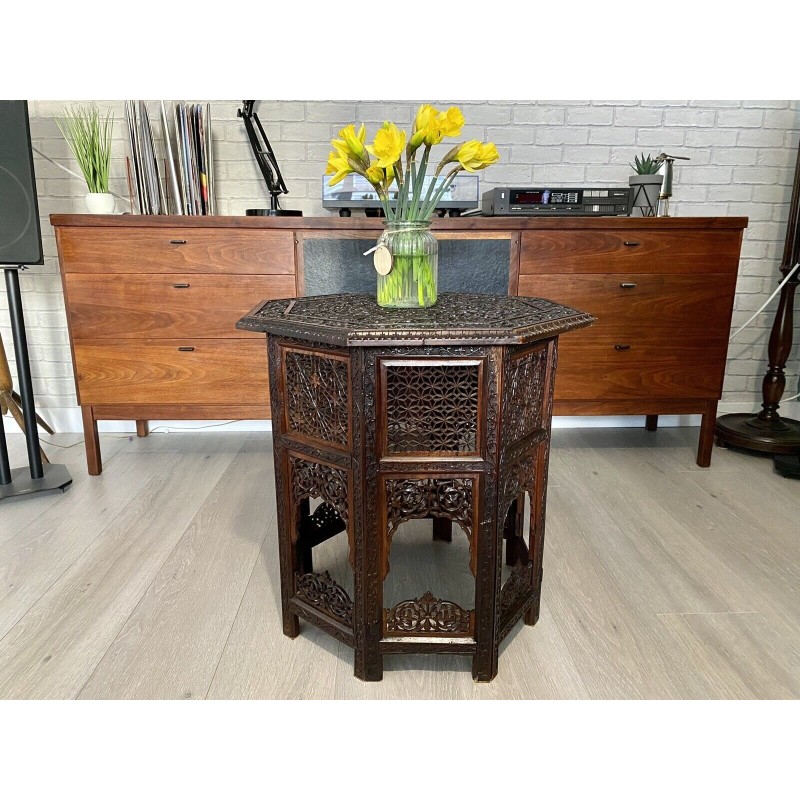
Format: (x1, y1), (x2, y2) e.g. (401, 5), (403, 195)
(0, 426), (797, 700)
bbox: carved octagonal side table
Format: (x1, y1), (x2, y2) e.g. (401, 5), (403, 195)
(237, 293), (593, 682)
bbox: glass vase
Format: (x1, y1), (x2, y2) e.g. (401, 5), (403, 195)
(376, 221), (438, 308)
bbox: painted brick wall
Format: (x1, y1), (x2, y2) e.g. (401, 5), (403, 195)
(2, 99), (799, 430)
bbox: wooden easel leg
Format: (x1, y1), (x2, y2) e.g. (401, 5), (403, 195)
(81, 405), (102, 476)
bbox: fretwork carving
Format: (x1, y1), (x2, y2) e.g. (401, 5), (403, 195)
(284, 348), (350, 448)
(295, 571), (354, 628)
(503, 344), (548, 447)
(385, 477), (474, 538)
(500, 563), (533, 616)
(384, 592), (472, 635)
(290, 455), (349, 525)
(383, 477), (476, 578)
(385, 362), (479, 454)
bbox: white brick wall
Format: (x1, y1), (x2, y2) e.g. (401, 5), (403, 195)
(3, 99), (800, 429)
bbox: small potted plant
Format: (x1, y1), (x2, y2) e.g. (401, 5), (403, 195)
(57, 104), (115, 214)
(629, 152), (664, 217)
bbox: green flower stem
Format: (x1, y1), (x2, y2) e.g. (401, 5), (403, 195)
(377, 254), (436, 307)
(420, 167), (461, 220)
(410, 147), (430, 220)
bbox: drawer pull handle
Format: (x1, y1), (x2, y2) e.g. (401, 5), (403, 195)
(614, 344), (631, 351)
(178, 346), (195, 352)
(623, 240), (641, 247)
(620, 282), (637, 289)
(169, 239), (187, 245)
(173, 283), (191, 288)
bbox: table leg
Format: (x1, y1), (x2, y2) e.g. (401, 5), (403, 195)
(432, 517), (452, 542)
(524, 569), (543, 626)
(696, 400), (718, 468)
(645, 414), (659, 431)
(136, 420), (149, 437)
(81, 405), (102, 476)
(295, 498), (313, 574)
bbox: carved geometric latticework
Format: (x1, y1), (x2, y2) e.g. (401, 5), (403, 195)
(502, 344), (548, 447)
(385, 362), (480, 454)
(290, 456), (349, 525)
(295, 571), (354, 628)
(500, 457), (538, 520)
(500, 564), (533, 616)
(384, 592), (472, 636)
(284, 348), (350, 448)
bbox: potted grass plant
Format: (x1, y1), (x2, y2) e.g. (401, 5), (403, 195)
(57, 104), (115, 213)
(629, 152), (664, 217)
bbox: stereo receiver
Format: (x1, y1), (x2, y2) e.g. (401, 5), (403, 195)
(482, 187), (631, 216)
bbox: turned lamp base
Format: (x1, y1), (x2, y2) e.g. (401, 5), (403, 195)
(774, 454), (800, 478)
(715, 412), (800, 455)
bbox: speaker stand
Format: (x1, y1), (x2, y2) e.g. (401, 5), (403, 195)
(0, 266), (72, 501)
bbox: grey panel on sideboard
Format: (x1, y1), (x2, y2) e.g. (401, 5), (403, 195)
(302, 237), (511, 296)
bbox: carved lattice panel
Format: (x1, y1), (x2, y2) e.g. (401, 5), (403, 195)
(502, 344), (548, 447)
(290, 455), (349, 526)
(295, 571), (354, 628)
(283, 347), (350, 449)
(382, 477), (476, 579)
(383, 361), (481, 455)
(384, 592), (473, 637)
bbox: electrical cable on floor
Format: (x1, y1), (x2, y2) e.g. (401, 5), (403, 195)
(30, 419), (253, 450)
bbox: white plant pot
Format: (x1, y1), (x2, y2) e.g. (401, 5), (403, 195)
(629, 175), (663, 216)
(85, 192), (116, 214)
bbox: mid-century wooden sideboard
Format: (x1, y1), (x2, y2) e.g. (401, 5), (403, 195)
(50, 214), (747, 474)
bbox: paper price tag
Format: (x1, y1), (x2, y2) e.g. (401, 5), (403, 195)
(373, 245), (393, 276)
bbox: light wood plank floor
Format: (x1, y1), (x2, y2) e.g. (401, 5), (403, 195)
(0, 427), (797, 700)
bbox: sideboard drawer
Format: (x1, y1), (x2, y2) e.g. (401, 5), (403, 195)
(553, 337), (726, 400)
(518, 273), (737, 336)
(73, 339), (270, 405)
(65, 273), (296, 339)
(58, 227), (295, 274)
(520, 229), (743, 275)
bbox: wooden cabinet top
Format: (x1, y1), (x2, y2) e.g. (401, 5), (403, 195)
(50, 214), (748, 232)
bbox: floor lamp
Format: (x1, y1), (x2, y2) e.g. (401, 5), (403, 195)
(715, 140), (800, 476)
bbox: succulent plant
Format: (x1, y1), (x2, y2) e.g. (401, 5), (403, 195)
(630, 152), (664, 175)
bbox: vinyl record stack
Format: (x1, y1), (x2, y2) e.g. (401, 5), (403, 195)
(124, 101), (215, 215)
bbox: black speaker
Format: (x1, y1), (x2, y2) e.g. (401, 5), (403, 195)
(0, 100), (43, 266)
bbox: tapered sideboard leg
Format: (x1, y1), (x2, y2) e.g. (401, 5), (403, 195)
(81, 405), (102, 476)
(136, 420), (149, 437)
(645, 414), (659, 432)
(697, 400), (718, 468)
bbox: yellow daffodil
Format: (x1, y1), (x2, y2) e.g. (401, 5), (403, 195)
(365, 164), (384, 185)
(332, 123), (369, 169)
(437, 106), (464, 138)
(455, 140), (500, 172)
(367, 122), (407, 169)
(410, 103), (438, 150)
(325, 149), (353, 186)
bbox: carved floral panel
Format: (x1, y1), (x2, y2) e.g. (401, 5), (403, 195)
(283, 347), (350, 449)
